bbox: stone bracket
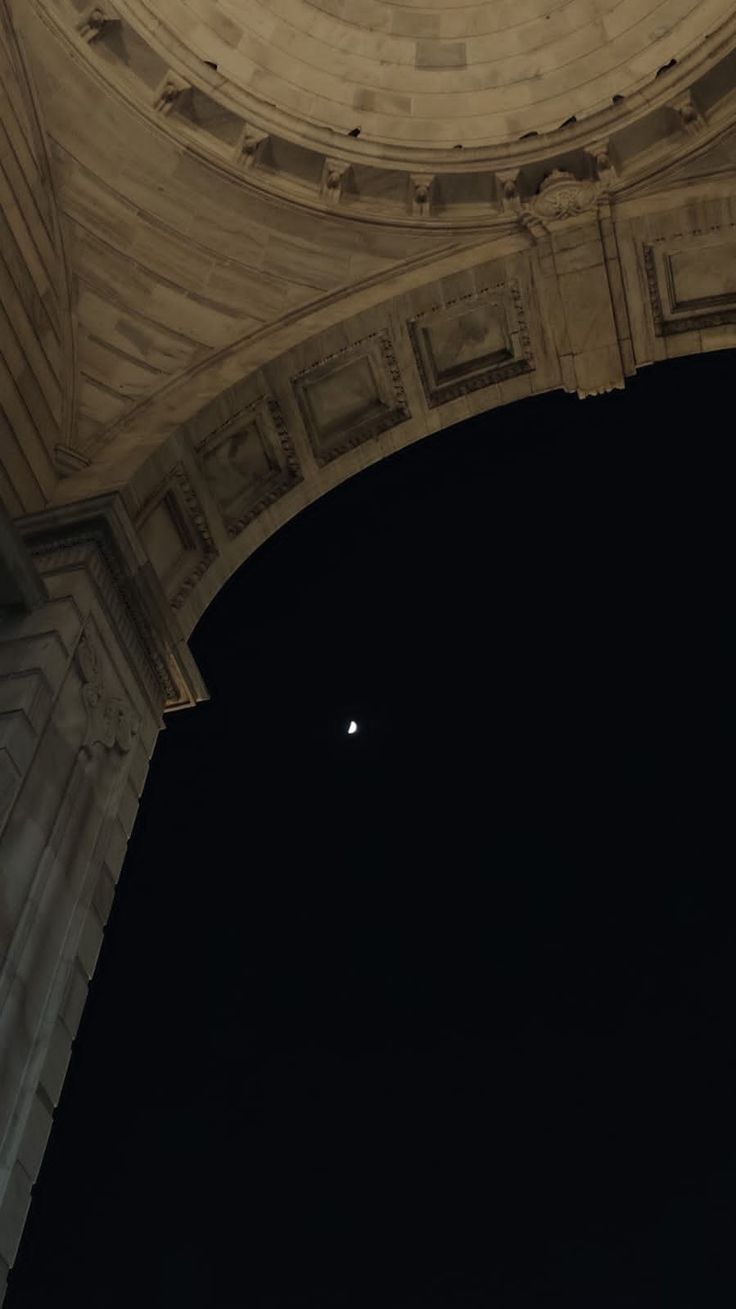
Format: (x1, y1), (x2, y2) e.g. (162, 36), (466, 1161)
(234, 125), (269, 169)
(320, 158), (351, 204)
(669, 90), (707, 135)
(152, 73), (191, 115)
(77, 7), (116, 43)
(410, 173), (434, 218)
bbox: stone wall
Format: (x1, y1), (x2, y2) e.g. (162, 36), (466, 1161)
(0, 2), (70, 514)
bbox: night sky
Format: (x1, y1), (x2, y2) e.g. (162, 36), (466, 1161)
(8, 351), (735, 1308)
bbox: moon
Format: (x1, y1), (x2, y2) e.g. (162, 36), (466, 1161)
(347, 720), (358, 735)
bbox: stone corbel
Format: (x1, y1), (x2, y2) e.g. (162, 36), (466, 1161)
(153, 73), (190, 115)
(234, 125), (269, 169)
(77, 7), (114, 43)
(320, 158), (350, 205)
(497, 169), (521, 215)
(670, 91), (706, 136)
(585, 141), (616, 187)
(410, 174), (434, 218)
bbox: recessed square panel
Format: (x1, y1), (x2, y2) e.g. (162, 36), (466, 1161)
(199, 397), (300, 536)
(668, 245), (736, 307)
(303, 356), (387, 440)
(136, 466), (216, 609)
(139, 493), (192, 587)
(203, 419), (277, 514)
(408, 282), (533, 408)
(293, 333), (410, 466)
(422, 303), (512, 382)
(645, 235), (736, 335)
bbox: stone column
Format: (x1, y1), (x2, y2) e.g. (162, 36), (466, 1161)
(0, 496), (205, 1299)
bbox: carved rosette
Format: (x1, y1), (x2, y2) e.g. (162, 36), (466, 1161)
(77, 634), (139, 753)
(530, 170), (598, 221)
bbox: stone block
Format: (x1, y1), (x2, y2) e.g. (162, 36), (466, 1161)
(17, 1093), (53, 1183)
(77, 911), (104, 981)
(39, 1022), (72, 1109)
(92, 866), (116, 925)
(60, 962), (89, 1037)
(0, 1161), (32, 1267)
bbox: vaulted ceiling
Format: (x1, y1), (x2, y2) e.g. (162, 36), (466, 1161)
(2, 0), (736, 627)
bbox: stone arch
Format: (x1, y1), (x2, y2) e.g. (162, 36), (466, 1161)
(2, 0), (736, 1293)
(63, 191), (736, 639)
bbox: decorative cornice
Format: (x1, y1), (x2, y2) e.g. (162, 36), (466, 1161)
(16, 496), (207, 712)
(34, 0), (736, 228)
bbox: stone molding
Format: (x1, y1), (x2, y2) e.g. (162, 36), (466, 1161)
(33, 0), (736, 226)
(16, 496), (206, 712)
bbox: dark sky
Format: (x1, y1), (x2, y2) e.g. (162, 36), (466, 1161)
(8, 352), (735, 1308)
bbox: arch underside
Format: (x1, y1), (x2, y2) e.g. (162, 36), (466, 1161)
(0, 0), (734, 629)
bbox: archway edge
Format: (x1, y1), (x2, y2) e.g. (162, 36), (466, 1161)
(53, 175), (736, 640)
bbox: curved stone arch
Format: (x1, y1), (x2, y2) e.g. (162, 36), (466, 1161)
(110, 182), (736, 638)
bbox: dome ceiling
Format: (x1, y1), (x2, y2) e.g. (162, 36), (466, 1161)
(123, 0), (734, 150)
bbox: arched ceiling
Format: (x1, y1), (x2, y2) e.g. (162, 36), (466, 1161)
(119, 0), (734, 152)
(4, 0), (736, 640)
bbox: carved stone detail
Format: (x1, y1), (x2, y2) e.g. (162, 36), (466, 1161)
(321, 159), (350, 204)
(77, 632), (139, 753)
(72, 1), (736, 227)
(235, 126), (269, 169)
(497, 169), (521, 213)
(670, 91), (706, 135)
(411, 174), (434, 218)
(586, 141), (616, 184)
(78, 8), (112, 43)
(530, 170), (598, 221)
(153, 75), (189, 115)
